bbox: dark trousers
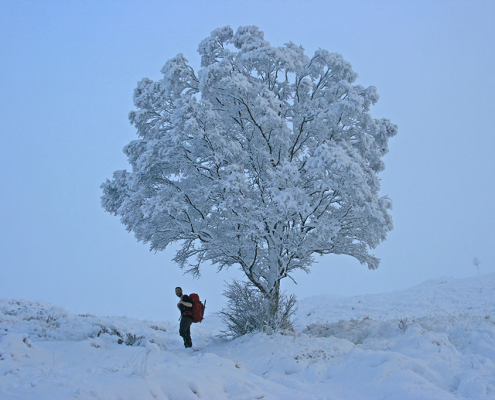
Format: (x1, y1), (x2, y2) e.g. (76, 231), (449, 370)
(179, 316), (193, 347)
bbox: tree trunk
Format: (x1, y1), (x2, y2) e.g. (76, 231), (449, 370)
(267, 280), (280, 322)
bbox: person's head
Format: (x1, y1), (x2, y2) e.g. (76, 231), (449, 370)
(175, 287), (183, 297)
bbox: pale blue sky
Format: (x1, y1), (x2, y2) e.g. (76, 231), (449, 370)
(1, 1), (494, 321)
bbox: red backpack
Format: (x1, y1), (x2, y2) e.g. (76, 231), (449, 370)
(189, 293), (205, 323)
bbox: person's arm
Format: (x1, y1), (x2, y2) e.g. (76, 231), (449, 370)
(179, 296), (192, 308)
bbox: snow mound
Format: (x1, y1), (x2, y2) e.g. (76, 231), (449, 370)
(1, 274), (495, 399)
(0, 299), (172, 347)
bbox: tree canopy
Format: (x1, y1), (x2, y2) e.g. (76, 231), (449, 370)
(101, 26), (397, 306)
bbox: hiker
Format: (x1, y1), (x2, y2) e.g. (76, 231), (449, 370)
(175, 287), (193, 348)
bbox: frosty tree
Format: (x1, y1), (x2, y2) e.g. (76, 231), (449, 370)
(101, 26), (397, 315)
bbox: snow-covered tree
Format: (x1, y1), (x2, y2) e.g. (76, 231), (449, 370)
(101, 26), (397, 316)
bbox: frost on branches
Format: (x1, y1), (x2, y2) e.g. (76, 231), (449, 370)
(101, 26), (397, 313)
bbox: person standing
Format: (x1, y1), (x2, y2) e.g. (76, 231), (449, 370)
(175, 287), (193, 348)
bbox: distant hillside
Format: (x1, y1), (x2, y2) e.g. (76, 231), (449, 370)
(296, 273), (495, 326)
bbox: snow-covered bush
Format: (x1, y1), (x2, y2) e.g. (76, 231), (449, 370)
(219, 279), (297, 338)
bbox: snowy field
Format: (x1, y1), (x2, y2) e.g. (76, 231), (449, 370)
(1, 274), (494, 400)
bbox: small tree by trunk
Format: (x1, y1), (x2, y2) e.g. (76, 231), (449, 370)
(219, 279), (297, 338)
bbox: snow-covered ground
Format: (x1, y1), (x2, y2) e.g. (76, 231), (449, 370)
(1, 274), (494, 399)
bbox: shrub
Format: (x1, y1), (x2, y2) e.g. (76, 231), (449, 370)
(219, 279), (297, 338)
